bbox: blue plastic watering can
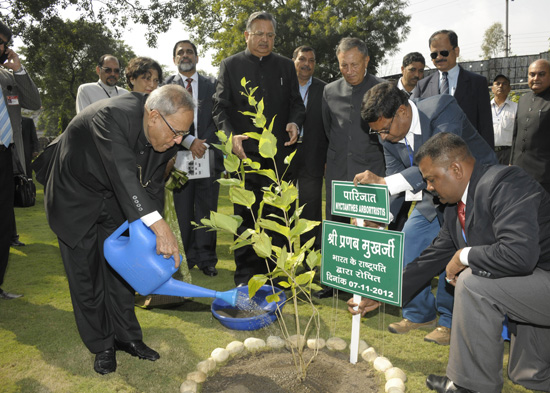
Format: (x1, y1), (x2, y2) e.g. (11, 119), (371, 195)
(103, 220), (238, 307)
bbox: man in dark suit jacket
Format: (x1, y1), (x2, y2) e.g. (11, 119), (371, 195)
(21, 116), (39, 177)
(291, 45), (327, 250)
(322, 37), (385, 225)
(0, 21), (41, 300)
(351, 132), (550, 392)
(412, 30), (494, 148)
(212, 11), (305, 285)
(510, 59), (550, 193)
(166, 40), (222, 277)
(45, 85), (194, 375)
(354, 83), (497, 345)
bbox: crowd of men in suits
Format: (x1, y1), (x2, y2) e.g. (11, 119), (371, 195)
(2, 10), (550, 390)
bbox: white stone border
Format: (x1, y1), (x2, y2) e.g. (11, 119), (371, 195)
(180, 335), (407, 393)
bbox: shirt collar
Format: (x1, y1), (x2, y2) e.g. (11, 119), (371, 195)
(179, 71), (198, 83)
(399, 100), (421, 147)
(97, 79), (118, 92)
(461, 182), (469, 205)
(440, 64), (459, 79)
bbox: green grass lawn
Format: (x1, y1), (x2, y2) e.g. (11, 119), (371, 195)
(0, 185), (536, 392)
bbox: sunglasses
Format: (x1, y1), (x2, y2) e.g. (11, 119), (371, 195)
(0, 38), (9, 46)
(430, 50), (453, 60)
(100, 67), (120, 74)
(158, 111), (190, 139)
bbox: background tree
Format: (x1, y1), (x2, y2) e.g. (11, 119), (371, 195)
(187, 0), (410, 81)
(19, 17), (135, 136)
(481, 22), (506, 59)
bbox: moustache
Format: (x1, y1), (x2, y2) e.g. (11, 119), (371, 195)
(435, 59), (447, 64)
(300, 66), (311, 71)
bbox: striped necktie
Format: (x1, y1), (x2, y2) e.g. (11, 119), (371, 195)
(440, 72), (449, 95)
(0, 90), (13, 146)
(185, 78), (193, 95)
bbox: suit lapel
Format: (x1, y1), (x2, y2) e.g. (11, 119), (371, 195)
(463, 162), (486, 241)
(427, 73), (439, 96)
(454, 66), (468, 103)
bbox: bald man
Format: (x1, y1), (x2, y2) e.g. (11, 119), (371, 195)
(510, 59), (550, 193)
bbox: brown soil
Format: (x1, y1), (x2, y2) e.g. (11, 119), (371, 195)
(201, 349), (382, 393)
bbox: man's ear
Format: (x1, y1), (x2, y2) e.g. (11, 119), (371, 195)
(450, 161), (463, 179)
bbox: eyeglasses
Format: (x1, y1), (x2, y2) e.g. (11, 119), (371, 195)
(100, 67), (120, 74)
(0, 38), (8, 46)
(158, 111), (190, 139)
(249, 31), (276, 39)
(369, 114), (395, 135)
(430, 50), (452, 60)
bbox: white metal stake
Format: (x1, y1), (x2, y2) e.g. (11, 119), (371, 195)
(350, 294), (362, 364)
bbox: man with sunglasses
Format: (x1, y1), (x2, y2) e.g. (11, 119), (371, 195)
(0, 21), (41, 300)
(76, 54), (129, 113)
(412, 30), (494, 148)
(45, 84), (193, 375)
(353, 83), (496, 345)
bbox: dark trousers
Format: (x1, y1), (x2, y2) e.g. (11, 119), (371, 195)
(58, 210), (142, 354)
(0, 146), (14, 287)
(174, 174), (220, 269)
(297, 174), (323, 250)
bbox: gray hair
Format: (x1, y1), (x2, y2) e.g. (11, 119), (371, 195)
(246, 11), (277, 33)
(336, 37), (369, 57)
(145, 84), (194, 116)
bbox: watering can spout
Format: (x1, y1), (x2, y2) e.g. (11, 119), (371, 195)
(153, 278), (238, 307)
(103, 220), (238, 306)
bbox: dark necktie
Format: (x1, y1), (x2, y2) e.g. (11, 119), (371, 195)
(440, 71), (449, 95)
(185, 78), (193, 95)
(457, 201), (466, 233)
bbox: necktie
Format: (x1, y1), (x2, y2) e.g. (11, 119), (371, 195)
(457, 201), (466, 233)
(185, 78), (193, 95)
(440, 71), (449, 95)
(0, 90), (13, 147)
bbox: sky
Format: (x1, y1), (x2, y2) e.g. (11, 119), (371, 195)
(13, 0), (550, 78)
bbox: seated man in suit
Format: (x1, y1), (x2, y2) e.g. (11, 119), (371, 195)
(350, 133), (550, 393)
(354, 83), (496, 345)
(45, 84), (194, 375)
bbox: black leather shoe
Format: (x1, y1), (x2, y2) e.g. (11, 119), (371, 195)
(201, 266), (218, 277)
(0, 290), (23, 300)
(11, 239), (25, 247)
(313, 287), (334, 299)
(115, 340), (160, 361)
(426, 374), (478, 392)
(94, 348), (116, 374)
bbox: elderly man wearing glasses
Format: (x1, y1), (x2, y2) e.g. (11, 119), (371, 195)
(411, 30), (494, 148)
(76, 54), (129, 113)
(45, 84), (193, 375)
(353, 82), (497, 346)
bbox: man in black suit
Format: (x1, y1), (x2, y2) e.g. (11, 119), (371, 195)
(0, 22), (41, 300)
(291, 45), (327, 250)
(166, 40), (222, 277)
(412, 30), (494, 148)
(354, 83), (496, 345)
(350, 132), (550, 393)
(510, 59), (550, 193)
(45, 85), (194, 375)
(212, 11), (305, 286)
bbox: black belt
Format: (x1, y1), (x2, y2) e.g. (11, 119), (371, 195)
(0, 144), (11, 152)
(494, 146), (511, 152)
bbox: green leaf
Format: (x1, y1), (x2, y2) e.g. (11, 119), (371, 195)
(229, 186), (256, 207)
(266, 292), (282, 302)
(290, 218), (320, 239)
(248, 275), (268, 298)
(257, 98), (264, 115)
(240, 77), (247, 88)
(295, 271), (315, 286)
(259, 129), (277, 159)
(216, 130), (228, 143)
(224, 153), (240, 173)
(254, 113), (267, 129)
(276, 246), (288, 269)
(243, 132), (261, 140)
(250, 169), (277, 183)
(248, 95), (257, 107)
(242, 158), (261, 170)
(284, 149), (297, 165)
(240, 110), (257, 117)
(217, 178), (241, 187)
(258, 218), (290, 238)
(306, 249), (321, 270)
(207, 211), (242, 235)
(252, 232), (272, 259)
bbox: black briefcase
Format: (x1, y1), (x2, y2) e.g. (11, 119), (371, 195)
(14, 173), (36, 207)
